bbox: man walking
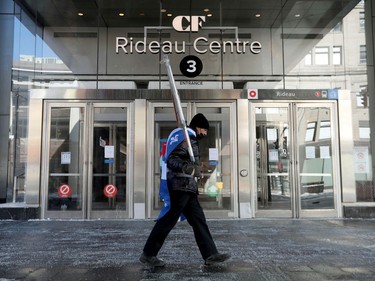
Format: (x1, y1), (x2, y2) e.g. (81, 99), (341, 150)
(140, 113), (230, 267)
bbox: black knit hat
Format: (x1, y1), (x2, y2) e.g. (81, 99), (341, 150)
(189, 113), (209, 130)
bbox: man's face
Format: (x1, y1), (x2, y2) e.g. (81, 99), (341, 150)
(196, 127), (208, 139)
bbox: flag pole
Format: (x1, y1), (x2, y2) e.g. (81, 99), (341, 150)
(161, 54), (195, 163)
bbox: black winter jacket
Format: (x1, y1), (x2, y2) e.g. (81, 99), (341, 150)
(166, 135), (200, 194)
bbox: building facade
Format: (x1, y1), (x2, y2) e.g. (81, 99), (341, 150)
(0, 0), (374, 219)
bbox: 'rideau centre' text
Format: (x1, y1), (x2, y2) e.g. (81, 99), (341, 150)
(115, 37), (262, 55)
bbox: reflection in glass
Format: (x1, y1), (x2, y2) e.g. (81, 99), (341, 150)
(193, 107), (232, 212)
(298, 107), (334, 209)
(305, 122), (316, 142)
(256, 107), (291, 211)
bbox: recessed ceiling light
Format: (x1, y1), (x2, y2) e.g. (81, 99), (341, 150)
(255, 13), (261, 17)
(78, 12), (84, 16)
(207, 14), (213, 17)
(204, 8), (210, 12)
(167, 13), (173, 17)
(161, 9), (167, 13)
(119, 12), (125, 17)
(295, 14), (301, 17)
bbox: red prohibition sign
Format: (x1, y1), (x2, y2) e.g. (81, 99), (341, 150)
(104, 184), (118, 198)
(58, 184), (72, 198)
(248, 89), (258, 99)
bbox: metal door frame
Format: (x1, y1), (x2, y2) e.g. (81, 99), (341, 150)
(250, 101), (342, 218)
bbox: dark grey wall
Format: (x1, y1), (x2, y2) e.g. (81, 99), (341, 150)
(0, 0), (14, 203)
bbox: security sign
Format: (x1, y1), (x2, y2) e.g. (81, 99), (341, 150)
(104, 184), (118, 198)
(248, 89), (258, 99)
(58, 184), (72, 198)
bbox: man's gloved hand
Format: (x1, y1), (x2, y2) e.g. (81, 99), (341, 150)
(182, 163), (202, 178)
(193, 164), (202, 178)
(182, 163), (195, 175)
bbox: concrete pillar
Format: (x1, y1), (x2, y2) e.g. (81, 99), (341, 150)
(0, 0), (14, 203)
(365, 0), (375, 194)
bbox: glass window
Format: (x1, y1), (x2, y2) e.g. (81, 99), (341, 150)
(356, 93), (363, 107)
(333, 46), (342, 65)
(359, 127), (370, 139)
(315, 47), (329, 65)
(359, 11), (365, 31)
(332, 21), (343, 32)
(360, 45), (367, 64)
(359, 121), (370, 139)
(305, 51), (312, 66)
(305, 122), (316, 142)
(319, 121), (331, 140)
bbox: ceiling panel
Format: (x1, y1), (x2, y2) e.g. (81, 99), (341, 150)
(15, 0), (360, 31)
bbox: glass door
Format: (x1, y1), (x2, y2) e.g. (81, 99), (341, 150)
(42, 102), (131, 219)
(42, 103), (87, 219)
(255, 104), (292, 217)
(296, 103), (340, 217)
(252, 102), (340, 218)
(148, 102), (237, 219)
(194, 104), (237, 218)
(88, 105), (130, 219)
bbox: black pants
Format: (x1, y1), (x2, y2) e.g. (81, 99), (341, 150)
(143, 190), (218, 260)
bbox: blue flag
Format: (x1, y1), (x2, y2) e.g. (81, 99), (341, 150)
(156, 127), (196, 221)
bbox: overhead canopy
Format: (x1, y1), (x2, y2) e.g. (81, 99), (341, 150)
(15, 0), (360, 30)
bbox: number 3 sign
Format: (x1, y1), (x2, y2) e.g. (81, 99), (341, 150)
(179, 55), (203, 78)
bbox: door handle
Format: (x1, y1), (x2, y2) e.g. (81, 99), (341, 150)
(240, 169), (248, 177)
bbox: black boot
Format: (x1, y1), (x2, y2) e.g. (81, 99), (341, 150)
(139, 253), (166, 267)
(204, 253), (231, 265)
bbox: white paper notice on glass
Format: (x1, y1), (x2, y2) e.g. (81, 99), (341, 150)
(320, 146), (330, 158)
(353, 147), (368, 162)
(353, 147), (369, 173)
(105, 145), (115, 158)
(268, 149), (279, 162)
(209, 148), (219, 161)
(305, 146), (315, 159)
(61, 152), (71, 165)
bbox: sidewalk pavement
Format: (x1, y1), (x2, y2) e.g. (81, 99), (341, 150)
(0, 219), (374, 281)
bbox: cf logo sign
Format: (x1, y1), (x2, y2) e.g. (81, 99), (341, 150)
(172, 16), (206, 32)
